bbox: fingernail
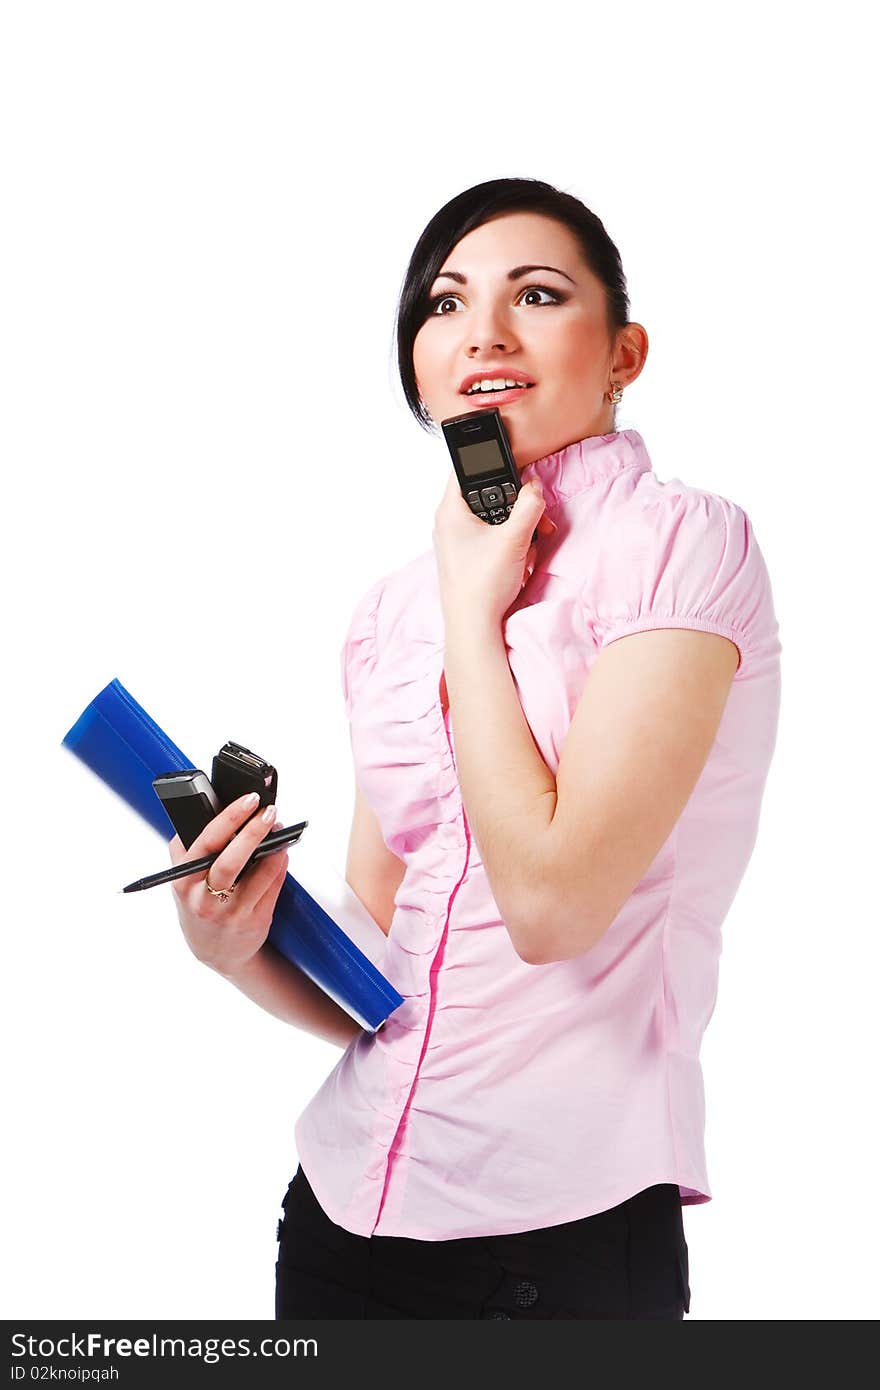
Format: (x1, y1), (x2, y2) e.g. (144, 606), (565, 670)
(243, 792), (259, 808)
(262, 804), (276, 823)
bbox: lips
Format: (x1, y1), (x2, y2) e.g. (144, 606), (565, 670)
(459, 370), (536, 394)
(462, 384), (534, 407)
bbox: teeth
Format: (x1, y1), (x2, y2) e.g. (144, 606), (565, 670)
(466, 378), (530, 394)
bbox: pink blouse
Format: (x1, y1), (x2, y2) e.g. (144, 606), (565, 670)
(294, 428), (782, 1239)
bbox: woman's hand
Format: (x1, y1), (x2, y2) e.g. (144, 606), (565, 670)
(432, 471), (556, 631)
(169, 793), (290, 979)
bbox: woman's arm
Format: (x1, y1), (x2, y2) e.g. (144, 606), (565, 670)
(443, 617), (738, 965)
(220, 944), (363, 1050)
(219, 783), (405, 1050)
(345, 782), (407, 937)
(441, 615), (558, 963)
(540, 626), (739, 961)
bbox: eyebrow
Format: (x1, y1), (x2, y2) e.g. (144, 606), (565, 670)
(431, 263), (576, 287)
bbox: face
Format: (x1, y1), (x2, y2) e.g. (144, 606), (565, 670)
(412, 211), (648, 467)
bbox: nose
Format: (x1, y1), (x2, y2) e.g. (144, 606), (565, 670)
(465, 300), (520, 357)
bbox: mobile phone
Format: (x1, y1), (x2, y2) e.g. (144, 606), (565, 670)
(441, 406), (534, 532)
(211, 740), (277, 811)
(152, 770), (222, 850)
(153, 740), (279, 853)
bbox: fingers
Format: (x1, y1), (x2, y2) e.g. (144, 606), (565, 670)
(201, 801), (280, 891)
(170, 792), (264, 866)
(519, 483), (557, 539)
(522, 543), (537, 588)
(214, 841), (289, 918)
(250, 848), (290, 916)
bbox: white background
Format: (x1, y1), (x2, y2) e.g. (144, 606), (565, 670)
(2, 0), (876, 1321)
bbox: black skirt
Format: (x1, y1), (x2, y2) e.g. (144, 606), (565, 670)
(275, 1165), (691, 1320)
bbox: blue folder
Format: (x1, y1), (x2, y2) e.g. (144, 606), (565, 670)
(62, 678), (404, 1033)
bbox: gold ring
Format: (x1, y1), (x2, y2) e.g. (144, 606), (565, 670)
(205, 875), (237, 904)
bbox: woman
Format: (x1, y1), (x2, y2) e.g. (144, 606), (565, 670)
(169, 177), (781, 1319)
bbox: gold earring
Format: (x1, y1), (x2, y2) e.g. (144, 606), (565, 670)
(608, 382), (623, 404)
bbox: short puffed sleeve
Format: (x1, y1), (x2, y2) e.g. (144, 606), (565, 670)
(590, 486), (776, 675)
(340, 575), (386, 720)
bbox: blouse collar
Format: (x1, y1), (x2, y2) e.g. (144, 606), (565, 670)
(518, 427), (652, 506)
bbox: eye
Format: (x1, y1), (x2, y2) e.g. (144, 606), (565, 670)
(426, 284), (565, 316)
(519, 286), (561, 307)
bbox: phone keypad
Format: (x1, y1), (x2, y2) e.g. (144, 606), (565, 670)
(466, 481), (518, 524)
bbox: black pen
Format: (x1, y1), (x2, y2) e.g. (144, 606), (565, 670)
(120, 820), (308, 894)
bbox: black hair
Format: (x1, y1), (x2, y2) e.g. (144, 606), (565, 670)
(394, 177), (631, 434)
